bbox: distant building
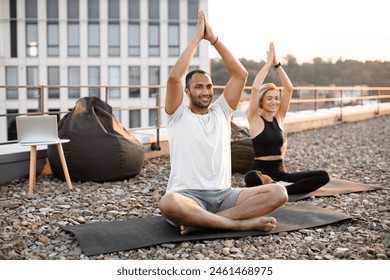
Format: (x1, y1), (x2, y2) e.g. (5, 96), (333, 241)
(0, 0), (210, 142)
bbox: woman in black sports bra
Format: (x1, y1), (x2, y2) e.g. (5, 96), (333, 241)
(244, 42), (330, 195)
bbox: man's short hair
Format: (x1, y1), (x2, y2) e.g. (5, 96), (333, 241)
(185, 69), (209, 89)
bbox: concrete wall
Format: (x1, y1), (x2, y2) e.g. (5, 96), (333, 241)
(0, 144), (47, 185)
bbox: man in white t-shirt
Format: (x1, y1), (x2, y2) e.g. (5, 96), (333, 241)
(159, 10), (288, 235)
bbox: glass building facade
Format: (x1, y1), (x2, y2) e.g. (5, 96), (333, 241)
(0, 0), (210, 141)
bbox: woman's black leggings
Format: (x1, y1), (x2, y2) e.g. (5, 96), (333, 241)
(245, 159), (330, 195)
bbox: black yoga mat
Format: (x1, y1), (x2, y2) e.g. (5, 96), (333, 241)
(288, 177), (382, 202)
(63, 204), (351, 256)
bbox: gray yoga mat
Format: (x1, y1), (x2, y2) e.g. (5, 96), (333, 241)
(288, 177), (382, 202)
(63, 204), (351, 256)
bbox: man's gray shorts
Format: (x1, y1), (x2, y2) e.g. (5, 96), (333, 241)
(175, 187), (243, 213)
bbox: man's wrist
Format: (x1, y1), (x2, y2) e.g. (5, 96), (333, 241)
(211, 36), (219, 46)
(274, 62), (282, 68)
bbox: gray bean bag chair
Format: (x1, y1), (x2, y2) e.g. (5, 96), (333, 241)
(231, 121), (254, 174)
(48, 97), (144, 182)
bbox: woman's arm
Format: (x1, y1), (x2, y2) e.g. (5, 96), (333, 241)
(273, 46), (294, 120)
(247, 42), (275, 123)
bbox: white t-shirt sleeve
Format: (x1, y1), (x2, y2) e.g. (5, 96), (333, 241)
(211, 94), (235, 119)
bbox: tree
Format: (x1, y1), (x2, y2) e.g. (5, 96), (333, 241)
(211, 57), (390, 87)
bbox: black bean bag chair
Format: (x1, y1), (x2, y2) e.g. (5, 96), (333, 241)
(231, 121), (254, 174)
(48, 97), (145, 182)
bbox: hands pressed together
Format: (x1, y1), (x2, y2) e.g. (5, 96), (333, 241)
(266, 42), (280, 65)
(195, 9), (218, 46)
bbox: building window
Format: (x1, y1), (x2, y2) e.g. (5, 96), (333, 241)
(128, 0), (140, 19)
(128, 0), (140, 56)
(148, 66), (160, 98)
(148, 0), (160, 56)
(10, 0), (17, 57)
(129, 109), (141, 128)
(27, 66), (39, 99)
(88, 0), (100, 56)
(149, 0), (159, 19)
(108, 0), (120, 18)
(108, 0), (120, 56)
(47, 0), (59, 56)
(187, 24), (198, 57)
(168, 24), (179, 56)
(148, 24), (160, 56)
(26, 24), (38, 57)
(128, 23), (140, 56)
(47, 23), (59, 56)
(68, 66), (80, 99)
(188, 0), (198, 20)
(188, 0), (199, 57)
(26, 0), (38, 57)
(6, 67), (18, 100)
(88, 66), (100, 98)
(68, 0), (79, 18)
(7, 109), (18, 141)
(48, 66), (60, 99)
(169, 0), (179, 19)
(168, 0), (180, 56)
(68, 24), (80, 56)
(109, 66), (121, 98)
(47, 0), (58, 18)
(108, 24), (120, 56)
(149, 108), (158, 127)
(129, 66), (141, 98)
(88, 24), (100, 56)
(68, 0), (80, 56)
(88, 0), (99, 18)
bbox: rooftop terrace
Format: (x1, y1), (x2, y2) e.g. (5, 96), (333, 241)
(0, 115), (388, 261)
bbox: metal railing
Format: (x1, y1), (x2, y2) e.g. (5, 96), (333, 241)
(280, 86), (390, 120)
(1, 85), (390, 146)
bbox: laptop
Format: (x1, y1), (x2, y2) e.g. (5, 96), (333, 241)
(16, 115), (69, 145)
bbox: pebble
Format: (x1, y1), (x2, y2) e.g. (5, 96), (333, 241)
(0, 116), (389, 260)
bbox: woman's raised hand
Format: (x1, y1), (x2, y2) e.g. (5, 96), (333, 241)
(267, 42), (276, 63)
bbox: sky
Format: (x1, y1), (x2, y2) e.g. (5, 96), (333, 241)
(207, 0), (390, 64)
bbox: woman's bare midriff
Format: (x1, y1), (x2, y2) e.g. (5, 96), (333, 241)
(254, 155), (284, 161)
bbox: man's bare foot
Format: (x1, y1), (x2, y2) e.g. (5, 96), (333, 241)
(240, 216), (277, 232)
(180, 217), (277, 235)
(180, 225), (202, 235)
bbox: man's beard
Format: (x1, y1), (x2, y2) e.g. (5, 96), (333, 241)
(188, 90), (212, 109)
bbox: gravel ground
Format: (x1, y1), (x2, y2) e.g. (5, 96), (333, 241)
(0, 115), (389, 260)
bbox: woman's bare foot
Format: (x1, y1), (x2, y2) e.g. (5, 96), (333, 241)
(256, 171), (274, 185)
(245, 170), (274, 187)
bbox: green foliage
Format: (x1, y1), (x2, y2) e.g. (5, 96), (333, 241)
(210, 56), (390, 87)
